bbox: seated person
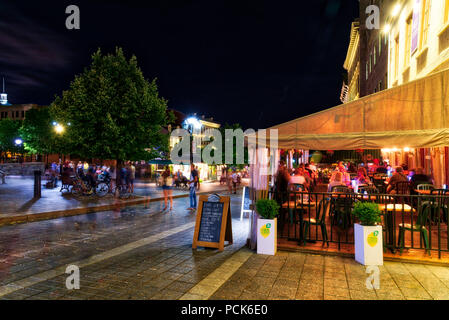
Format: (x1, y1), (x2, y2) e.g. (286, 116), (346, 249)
(386, 166), (408, 194)
(328, 172), (347, 192)
(376, 163), (388, 174)
(289, 168), (307, 191)
(330, 161), (351, 186)
(355, 167), (372, 186)
(410, 167), (433, 190)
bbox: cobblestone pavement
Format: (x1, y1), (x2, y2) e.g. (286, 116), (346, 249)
(1, 189), (449, 300)
(0, 193), (250, 300)
(0, 176), (242, 218)
(210, 252), (449, 300)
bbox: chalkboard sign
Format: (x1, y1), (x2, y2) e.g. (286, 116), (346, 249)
(193, 195), (233, 251)
(198, 201), (224, 243)
(240, 186), (252, 220)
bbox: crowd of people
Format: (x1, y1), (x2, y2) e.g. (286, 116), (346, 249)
(274, 159), (435, 196)
(45, 160), (136, 193)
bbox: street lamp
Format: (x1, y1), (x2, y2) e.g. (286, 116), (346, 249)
(183, 116), (203, 165)
(54, 123), (65, 134)
(14, 138), (23, 146)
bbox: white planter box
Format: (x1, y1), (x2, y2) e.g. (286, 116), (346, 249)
(257, 218), (277, 255)
(354, 224), (383, 266)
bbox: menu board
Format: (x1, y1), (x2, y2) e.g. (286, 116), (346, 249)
(193, 195), (233, 251)
(198, 201), (224, 243)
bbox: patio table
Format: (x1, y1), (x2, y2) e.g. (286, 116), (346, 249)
(379, 203), (414, 253)
(282, 200), (317, 243)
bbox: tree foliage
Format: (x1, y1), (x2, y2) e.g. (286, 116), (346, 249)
(19, 108), (55, 155)
(50, 48), (170, 162)
(0, 119), (23, 157)
(219, 123), (249, 169)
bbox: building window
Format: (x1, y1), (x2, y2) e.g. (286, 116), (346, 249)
(420, 0), (431, 49)
(404, 15), (412, 68)
(445, 0), (449, 24)
(394, 35), (400, 80)
(21, 111), (25, 118)
(366, 62), (369, 80)
(16, 111), (19, 118)
(379, 34), (382, 55)
(374, 46), (377, 65)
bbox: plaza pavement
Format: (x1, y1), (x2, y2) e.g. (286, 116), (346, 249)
(1, 193), (449, 300)
(0, 176), (241, 226)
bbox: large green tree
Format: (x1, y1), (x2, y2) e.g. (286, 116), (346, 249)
(0, 119), (23, 160)
(19, 108), (55, 155)
(51, 48), (170, 163)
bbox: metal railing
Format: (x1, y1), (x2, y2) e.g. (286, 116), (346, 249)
(269, 190), (449, 259)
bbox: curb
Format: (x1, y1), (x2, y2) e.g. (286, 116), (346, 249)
(0, 187), (243, 227)
(279, 246), (449, 267)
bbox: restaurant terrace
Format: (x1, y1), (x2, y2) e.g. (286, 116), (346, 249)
(248, 67), (449, 263)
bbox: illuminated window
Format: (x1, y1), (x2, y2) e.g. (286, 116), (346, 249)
(445, 0), (449, 24)
(404, 15), (412, 68)
(420, 0), (431, 49)
(379, 34), (382, 55)
(394, 35), (400, 80)
(374, 46), (377, 65)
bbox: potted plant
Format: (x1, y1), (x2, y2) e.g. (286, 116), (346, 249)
(352, 202), (383, 266)
(256, 199), (280, 255)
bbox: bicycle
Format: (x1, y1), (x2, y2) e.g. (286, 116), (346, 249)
(71, 176), (95, 198)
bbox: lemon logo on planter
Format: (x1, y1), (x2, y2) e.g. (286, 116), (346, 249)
(367, 231), (379, 247)
(260, 223), (271, 238)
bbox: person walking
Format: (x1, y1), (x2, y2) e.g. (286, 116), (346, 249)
(0, 168), (6, 184)
(196, 166), (201, 190)
(188, 164), (198, 211)
(109, 166), (116, 191)
(161, 166), (174, 211)
(231, 170), (238, 194)
(129, 162), (136, 193)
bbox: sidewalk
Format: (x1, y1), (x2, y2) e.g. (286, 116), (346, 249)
(0, 177), (246, 226)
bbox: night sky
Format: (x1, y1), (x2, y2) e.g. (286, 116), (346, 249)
(0, 0), (358, 129)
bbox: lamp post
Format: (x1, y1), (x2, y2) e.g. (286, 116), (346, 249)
(183, 116), (202, 165)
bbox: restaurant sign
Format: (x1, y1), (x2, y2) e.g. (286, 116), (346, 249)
(411, 0), (421, 54)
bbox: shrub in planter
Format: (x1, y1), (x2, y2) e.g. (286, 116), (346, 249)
(352, 202), (381, 226)
(256, 199), (280, 219)
(256, 199), (280, 255)
(352, 202), (383, 266)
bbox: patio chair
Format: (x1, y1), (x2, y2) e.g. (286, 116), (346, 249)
(397, 202), (432, 256)
(417, 184), (435, 191)
(430, 189), (449, 223)
(303, 198), (330, 246)
(331, 185), (351, 193)
(358, 185), (379, 194)
(396, 181), (411, 195)
(330, 194), (354, 250)
(291, 183), (305, 192)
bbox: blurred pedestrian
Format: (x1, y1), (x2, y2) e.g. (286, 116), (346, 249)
(161, 166), (173, 211)
(188, 164), (198, 211)
(0, 168), (6, 184)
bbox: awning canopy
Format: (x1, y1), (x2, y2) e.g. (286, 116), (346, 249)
(148, 159), (173, 165)
(267, 68), (449, 150)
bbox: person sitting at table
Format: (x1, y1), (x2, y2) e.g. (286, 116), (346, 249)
(410, 167), (433, 190)
(376, 162), (388, 174)
(328, 172), (346, 192)
(330, 161), (351, 186)
(275, 161), (290, 201)
(355, 167), (372, 186)
(347, 162), (357, 173)
(386, 166), (408, 194)
(289, 167), (310, 191)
